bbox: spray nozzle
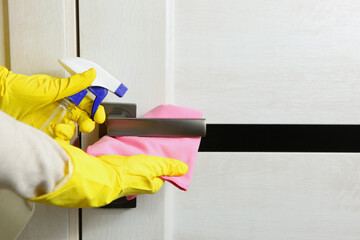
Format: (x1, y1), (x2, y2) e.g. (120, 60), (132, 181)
(59, 57), (128, 119)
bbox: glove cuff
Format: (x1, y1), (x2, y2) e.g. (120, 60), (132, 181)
(29, 142), (122, 208)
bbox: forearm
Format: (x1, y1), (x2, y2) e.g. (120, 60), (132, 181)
(0, 110), (70, 198)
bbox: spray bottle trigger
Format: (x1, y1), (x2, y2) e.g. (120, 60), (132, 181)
(67, 89), (88, 105)
(88, 86), (108, 119)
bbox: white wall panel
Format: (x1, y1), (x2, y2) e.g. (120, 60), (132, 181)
(0, 0), (9, 68)
(8, 1), (78, 239)
(174, 0), (360, 124)
(173, 152), (360, 240)
(8, 0), (70, 76)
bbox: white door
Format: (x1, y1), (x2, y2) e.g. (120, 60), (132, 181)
(79, 1), (360, 239)
(6, 0), (360, 239)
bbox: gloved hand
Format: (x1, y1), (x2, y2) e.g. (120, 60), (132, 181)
(29, 139), (189, 208)
(0, 66), (105, 140)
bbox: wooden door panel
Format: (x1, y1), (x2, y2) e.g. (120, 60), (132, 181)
(174, 0), (360, 124)
(173, 152), (360, 240)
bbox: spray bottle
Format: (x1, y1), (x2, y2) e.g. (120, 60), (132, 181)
(40, 57), (128, 137)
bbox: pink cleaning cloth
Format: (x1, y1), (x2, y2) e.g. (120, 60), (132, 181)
(86, 104), (202, 200)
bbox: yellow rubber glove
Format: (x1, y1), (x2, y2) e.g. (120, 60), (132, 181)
(29, 140), (189, 208)
(0, 66), (105, 139)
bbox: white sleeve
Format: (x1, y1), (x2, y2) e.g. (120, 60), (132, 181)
(0, 110), (70, 199)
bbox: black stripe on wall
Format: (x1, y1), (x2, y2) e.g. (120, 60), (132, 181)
(199, 124), (360, 152)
